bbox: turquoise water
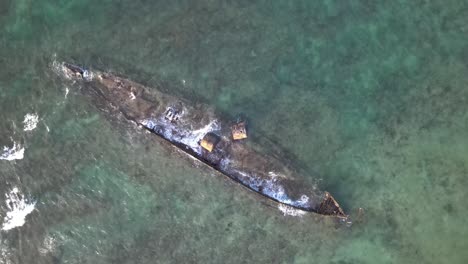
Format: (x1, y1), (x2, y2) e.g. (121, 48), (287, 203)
(1, 1), (468, 263)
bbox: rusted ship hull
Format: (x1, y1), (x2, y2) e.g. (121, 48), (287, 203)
(54, 61), (346, 218)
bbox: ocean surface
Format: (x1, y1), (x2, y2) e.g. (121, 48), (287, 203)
(1, 1), (468, 263)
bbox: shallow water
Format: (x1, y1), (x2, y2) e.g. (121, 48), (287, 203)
(1, 1), (468, 263)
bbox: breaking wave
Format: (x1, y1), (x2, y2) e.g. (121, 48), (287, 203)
(23, 113), (39, 131)
(0, 142), (24, 161)
(1, 187), (36, 231)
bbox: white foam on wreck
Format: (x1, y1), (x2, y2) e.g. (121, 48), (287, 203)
(23, 113), (39, 131)
(0, 142), (24, 161)
(278, 204), (306, 217)
(51, 59), (70, 79)
(1, 187), (36, 231)
(219, 158), (312, 209)
(140, 118), (220, 155)
(51, 59), (94, 81)
(178, 120), (220, 152)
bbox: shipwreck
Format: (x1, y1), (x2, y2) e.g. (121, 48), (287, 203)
(54, 61), (347, 218)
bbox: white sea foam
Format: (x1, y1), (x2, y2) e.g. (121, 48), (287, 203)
(39, 235), (57, 256)
(0, 142), (24, 161)
(278, 204), (306, 217)
(23, 113), (39, 131)
(0, 241), (12, 264)
(1, 187), (36, 231)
